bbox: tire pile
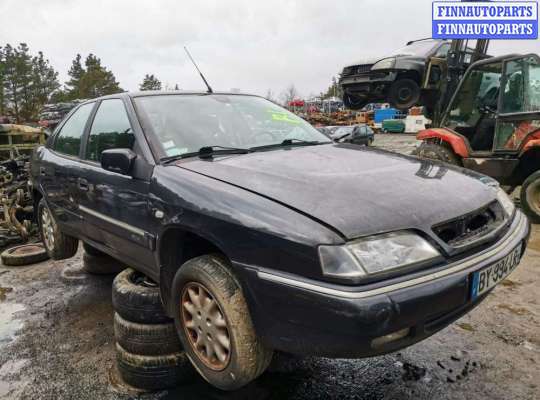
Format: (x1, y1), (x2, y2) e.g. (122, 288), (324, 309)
(112, 268), (193, 391)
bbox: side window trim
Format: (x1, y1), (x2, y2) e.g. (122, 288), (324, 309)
(50, 101), (96, 159)
(80, 99), (104, 163)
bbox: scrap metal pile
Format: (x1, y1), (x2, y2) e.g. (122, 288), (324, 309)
(0, 155), (35, 248)
(0, 124), (44, 248)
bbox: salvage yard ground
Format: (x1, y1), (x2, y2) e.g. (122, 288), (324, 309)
(0, 134), (538, 400)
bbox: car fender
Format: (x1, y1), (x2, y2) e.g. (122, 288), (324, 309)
(416, 128), (470, 158)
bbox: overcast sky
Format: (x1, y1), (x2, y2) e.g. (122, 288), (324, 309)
(1, 0), (539, 99)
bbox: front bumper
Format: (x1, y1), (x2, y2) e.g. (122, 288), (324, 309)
(340, 71), (397, 97)
(237, 211), (530, 358)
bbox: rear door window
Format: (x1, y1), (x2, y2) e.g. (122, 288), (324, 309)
(85, 99), (135, 162)
(53, 103), (94, 157)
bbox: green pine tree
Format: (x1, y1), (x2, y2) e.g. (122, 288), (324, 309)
(66, 54), (84, 100)
(139, 74), (162, 91)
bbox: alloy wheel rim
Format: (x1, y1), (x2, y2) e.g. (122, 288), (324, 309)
(526, 180), (540, 216)
(181, 282), (231, 371)
(41, 207), (55, 251)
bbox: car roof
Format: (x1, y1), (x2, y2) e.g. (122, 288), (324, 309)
(85, 91), (263, 103)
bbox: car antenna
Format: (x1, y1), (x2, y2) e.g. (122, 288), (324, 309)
(184, 46), (213, 94)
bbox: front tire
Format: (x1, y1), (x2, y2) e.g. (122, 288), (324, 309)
(38, 199), (78, 260)
(171, 255), (273, 391)
(414, 142), (462, 166)
(388, 78), (421, 110)
(521, 171), (540, 224)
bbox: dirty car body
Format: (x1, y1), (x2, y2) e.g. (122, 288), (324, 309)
(30, 92), (530, 359)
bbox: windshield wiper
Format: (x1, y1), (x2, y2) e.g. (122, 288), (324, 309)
(160, 145), (251, 163)
(250, 138), (329, 151)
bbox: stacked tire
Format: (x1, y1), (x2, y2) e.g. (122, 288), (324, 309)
(112, 268), (193, 390)
(82, 243), (126, 275)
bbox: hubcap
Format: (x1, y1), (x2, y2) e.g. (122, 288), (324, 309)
(526, 179), (540, 216)
(181, 282), (231, 371)
(398, 87), (413, 102)
(41, 207), (55, 251)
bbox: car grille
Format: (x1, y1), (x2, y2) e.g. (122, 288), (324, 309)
(432, 201), (506, 248)
(341, 64), (373, 77)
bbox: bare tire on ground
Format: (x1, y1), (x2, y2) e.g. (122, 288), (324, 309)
(116, 344), (193, 390)
(1, 243), (49, 266)
(414, 142), (462, 166)
(521, 171), (540, 224)
(114, 312), (182, 356)
(112, 268), (170, 324)
(388, 78), (421, 110)
(38, 199), (78, 260)
(83, 252), (126, 275)
(171, 255), (273, 391)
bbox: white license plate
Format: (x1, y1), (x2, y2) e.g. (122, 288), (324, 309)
(471, 246), (521, 299)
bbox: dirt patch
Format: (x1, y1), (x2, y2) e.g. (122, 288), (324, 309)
(0, 287), (13, 301)
(497, 304), (531, 316)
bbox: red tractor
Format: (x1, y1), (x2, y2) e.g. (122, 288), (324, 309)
(416, 53), (540, 222)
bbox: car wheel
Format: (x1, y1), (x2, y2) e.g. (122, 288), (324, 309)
(116, 344), (193, 390)
(414, 142), (462, 166)
(114, 312), (182, 356)
(1, 243), (49, 266)
(342, 92), (368, 110)
(520, 171), (540, 224)
(171, 255), (273, 391)
(82, 252), (126, 275)
(112, 268), (171, 324)
(388, 78), (421, 110)
(38, 199), (78, 260)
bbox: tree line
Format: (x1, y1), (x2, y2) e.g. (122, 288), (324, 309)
(0, 43), (165, 123)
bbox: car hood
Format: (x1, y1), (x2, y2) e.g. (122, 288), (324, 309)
(176, 144), (498, 240)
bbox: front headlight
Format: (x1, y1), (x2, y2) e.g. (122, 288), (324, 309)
(371, 58), (396, 70)
(319, 231), (441, 280)
(497, 188), (516, 217)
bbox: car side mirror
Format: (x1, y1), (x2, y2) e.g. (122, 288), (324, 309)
(101, 149), (137, 175)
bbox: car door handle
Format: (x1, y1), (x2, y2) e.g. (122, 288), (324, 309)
(78, 178), (89, 191)
(39, 167), (47, 176)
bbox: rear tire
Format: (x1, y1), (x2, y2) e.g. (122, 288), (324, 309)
(116, 344), (193, 390)
(388, 78), (421, 110)
(171, 255), (273, 391)
(37, 199), (78, 260)
(521, 171), (540, 224)
(112, 268), (170, 324)
(415, 142), (462, 166)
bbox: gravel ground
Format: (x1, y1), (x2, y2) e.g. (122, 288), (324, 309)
(0, 134), (538, 400)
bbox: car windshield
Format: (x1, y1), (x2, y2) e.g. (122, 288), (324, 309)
(390, 40), (440, 57)
(134, 94), (331, 158)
